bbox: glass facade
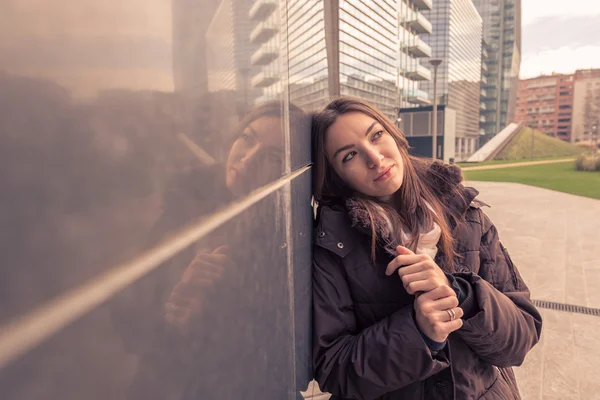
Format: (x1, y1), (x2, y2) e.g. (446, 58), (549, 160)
(0, 1), (313, 399)
(399, 0), (434, 109)
(338, 0), (400, 118)
(472, 0), (522, 143)
(288, 0), (329, 112)
(420, 0), (482, 159)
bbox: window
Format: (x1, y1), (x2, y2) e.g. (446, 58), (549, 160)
(558, 118), (571, 123)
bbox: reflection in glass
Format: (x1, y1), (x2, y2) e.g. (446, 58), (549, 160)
(0, 0), (313, 399)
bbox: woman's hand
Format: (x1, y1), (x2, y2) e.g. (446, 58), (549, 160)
(414, 284), (464, 342)
(385, 245), (450, 295)
(164, 245), (230, 336)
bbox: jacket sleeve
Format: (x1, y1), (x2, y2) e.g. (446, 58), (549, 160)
(313, 247), (450, 400)
(456, 210), (543, 368)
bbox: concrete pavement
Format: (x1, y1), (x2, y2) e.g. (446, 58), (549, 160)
(468, 181), (600, 400)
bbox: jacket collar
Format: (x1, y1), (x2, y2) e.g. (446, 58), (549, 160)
(314, 163), (485, 257)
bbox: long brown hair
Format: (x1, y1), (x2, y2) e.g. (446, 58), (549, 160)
(311, 97), (463, 270)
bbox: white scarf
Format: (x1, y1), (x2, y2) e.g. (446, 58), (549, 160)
(372, 202), (442, 259)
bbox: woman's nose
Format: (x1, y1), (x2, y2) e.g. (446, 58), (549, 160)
(238, 146), (260, 170)
(366, 149), (384, 169)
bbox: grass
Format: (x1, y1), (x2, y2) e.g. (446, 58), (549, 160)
(495, 127), (586, 160)
(463, 161), (600, 200)
(457, 155), (575, 168)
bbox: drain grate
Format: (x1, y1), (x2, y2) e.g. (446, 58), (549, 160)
(532, 299), (600, 317)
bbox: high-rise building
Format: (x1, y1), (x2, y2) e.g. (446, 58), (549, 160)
(287, 0), (329, 112)
(249, 0), (433, 119)
(248, 0), (282, 104)
(479, 40), (491, 135)
(399, 0), (434, 109)
(572, 69), (600, 144)
(420, 0), (482, 161)
(472, 0), (522, 143)
(515, 73), (575, 141)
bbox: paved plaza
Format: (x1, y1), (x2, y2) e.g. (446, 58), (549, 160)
(304, 181), (600, 399)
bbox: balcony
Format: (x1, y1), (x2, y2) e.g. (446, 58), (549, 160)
(251, 71), (279, 88)
(251, 47), (278, 66)
(249, 0), (276, 21)
(481, 62), (488, 72)
(410, 0), (433, 11)
(406, 63), (432, 81)
(402, 37), (432, 58)
(486, 102), (497, 111)
(480, 115), (486, 123)
(481, 75), (488, 84)
(481, 88), (487, 97)
(250, 20), (277, 44)
(480, 102), (487, 110)
(402, 11), (433, 34)
(479, 128), (486, 136)
(406, 88), (431, 105)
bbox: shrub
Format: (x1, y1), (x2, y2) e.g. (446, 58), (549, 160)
(575, 153), (600, 172)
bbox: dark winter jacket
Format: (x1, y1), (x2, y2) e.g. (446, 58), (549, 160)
(312, 163), (543, 400)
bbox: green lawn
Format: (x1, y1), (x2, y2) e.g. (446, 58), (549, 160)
(495, 127), (586, 160)
(463, 161), (600, 200)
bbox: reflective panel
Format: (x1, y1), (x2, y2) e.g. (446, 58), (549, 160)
(420, 0), (482, 151)
(0, 0), (313, 398)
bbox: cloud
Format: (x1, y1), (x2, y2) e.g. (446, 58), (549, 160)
(521, 45), (600, 78)
(523, 14), (600, 54)
(522, 0), (600, 25)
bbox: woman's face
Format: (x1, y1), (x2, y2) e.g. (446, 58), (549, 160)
(225, 116), (284, 196)
(324, 112), (404, 201)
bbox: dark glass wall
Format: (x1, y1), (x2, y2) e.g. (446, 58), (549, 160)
(0, 0), (313, 398)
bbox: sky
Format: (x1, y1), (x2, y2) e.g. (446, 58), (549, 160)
(521, 0), (600, 78)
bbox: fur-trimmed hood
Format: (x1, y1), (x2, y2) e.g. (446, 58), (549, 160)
(344, 161), (468, 241)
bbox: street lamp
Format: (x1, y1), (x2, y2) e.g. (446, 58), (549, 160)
(429, 58), (443, 160)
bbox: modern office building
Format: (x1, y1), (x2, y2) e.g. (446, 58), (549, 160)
(479, 40), (491, 136)
(420, 0), (482, 161)
(515, 73), (575, 141)
(472, 0), (522, 142)
(398, 0), (434, 109)
(250, 0), (434, 119)
(248, 0), (282, 104)
(572, 68), (600, 144)
(398, 104), (457, 162)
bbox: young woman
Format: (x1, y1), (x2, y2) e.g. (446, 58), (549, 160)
(311, 97), (542, 400)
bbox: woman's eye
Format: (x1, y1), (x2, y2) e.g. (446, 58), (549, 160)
(342, 151), (357, 163)
(239, 133), (256, 146)
(372, 130), (383, 141)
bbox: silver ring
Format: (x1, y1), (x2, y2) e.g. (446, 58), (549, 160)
(446, 309), (456, 321)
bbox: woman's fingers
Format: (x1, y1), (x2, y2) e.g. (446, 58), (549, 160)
(435, 306), (464, 322)
(418, 283), (456, 302)
(428, 294), (460, 312)
(404, 275), (438, 294)
(438, 317), (464, 333)
(212, 245), (229, 255)
(386, 254), (429, 276)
